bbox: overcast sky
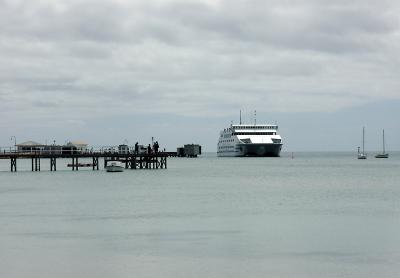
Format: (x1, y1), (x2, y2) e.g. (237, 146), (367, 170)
(1, 0), (399, 151)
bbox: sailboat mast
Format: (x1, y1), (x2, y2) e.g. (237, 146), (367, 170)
(362, 126), (365, 154)
(383, 129), (385, 154)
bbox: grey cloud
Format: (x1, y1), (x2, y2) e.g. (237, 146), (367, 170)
(65, 41), (113, 59)
(2, 0), (397, 53)
(31, 99), (63, 108)
(0, 0), (400, 131)
(314, 9), (397, 35)
(0, 1), (128, 42)
(156, 0), (399, 53)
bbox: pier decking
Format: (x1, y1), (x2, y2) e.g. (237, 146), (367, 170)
(0, 150), (177, 172)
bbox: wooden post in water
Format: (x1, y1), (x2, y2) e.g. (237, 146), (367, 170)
(35, 157), (40, 171)
(50, 157), (56, 171)
(92, 157), (99, 170)
(131, 156), (136, 169)
(10, 157), (17, 172)
(72, 157), (77, 171)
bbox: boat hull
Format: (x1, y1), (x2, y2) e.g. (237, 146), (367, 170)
(105, 165), (124, 172)
(218, 143), (282, 157)
(239, 143), (282, 157)
(375, 153), (389, 158)
(105, 161), (125, 172)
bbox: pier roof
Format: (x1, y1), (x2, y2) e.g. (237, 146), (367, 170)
(16, 141), (45, 147)
(66, 141), (88, 147)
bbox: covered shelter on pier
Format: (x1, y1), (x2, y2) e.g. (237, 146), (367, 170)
(65, 141), (88, 152)
(16, 141), (45, 152)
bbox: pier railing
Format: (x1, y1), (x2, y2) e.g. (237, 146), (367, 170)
(0, 149), (177, 158)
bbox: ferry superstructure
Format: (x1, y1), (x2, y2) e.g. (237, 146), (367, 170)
(217, 124), (283, 157)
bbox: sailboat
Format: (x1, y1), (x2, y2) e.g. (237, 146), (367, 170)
(357, 126), (367, 159)
(375, 129), (389, 158)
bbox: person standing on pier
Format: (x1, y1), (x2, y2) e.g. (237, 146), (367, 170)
(147, 144), (152, 154)
(135, 142), (139, 154)
(154, 141), (159, 153)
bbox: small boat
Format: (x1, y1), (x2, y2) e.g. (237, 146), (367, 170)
(105, 161), (124, 172)
(375, 129), (389, 158)
(358, 126), (367, 159)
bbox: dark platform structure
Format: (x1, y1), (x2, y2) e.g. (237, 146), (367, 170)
(177, 144), (202, 158)
(0, 151), (175, 172)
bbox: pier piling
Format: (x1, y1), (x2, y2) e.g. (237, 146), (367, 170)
(11, 157), (17, 172)
(31, 157), (41, 171)
(92, 157), (99, 170)
(50, 157), (56, 171)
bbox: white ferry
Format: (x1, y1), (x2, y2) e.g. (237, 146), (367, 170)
(217, 124), (283, 157)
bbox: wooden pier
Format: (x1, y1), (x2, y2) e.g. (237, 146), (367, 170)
(0, 151), (174, 172)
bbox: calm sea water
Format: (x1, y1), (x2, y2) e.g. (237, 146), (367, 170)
(1, 152), (399, 278)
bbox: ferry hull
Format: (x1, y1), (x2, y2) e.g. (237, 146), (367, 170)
(239, 143), (282, 157)
(218, 143), (282, 157)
